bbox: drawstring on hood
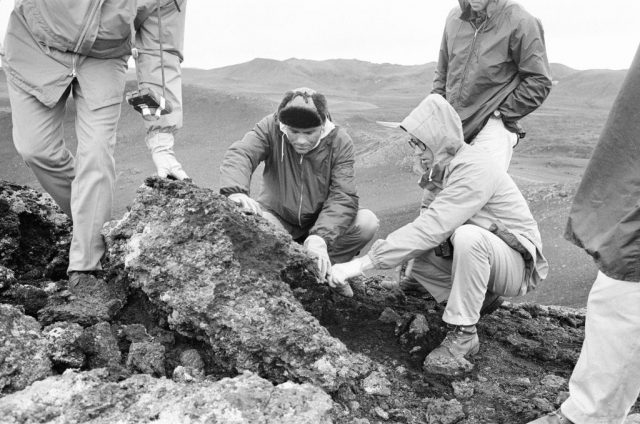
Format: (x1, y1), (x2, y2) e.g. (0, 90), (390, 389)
(400, 94), (464, 182)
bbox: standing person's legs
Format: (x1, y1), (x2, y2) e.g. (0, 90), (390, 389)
(329, 209), (379, 263)
(470, 117), (518, 170)
(561, 272), (640, 424)
(8, 81), (74, 216)
(67, 80), (122, 272)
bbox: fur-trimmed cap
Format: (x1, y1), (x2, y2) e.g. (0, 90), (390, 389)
(277, 87), (329, 129)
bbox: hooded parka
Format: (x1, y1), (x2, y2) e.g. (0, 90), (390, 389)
(564, 45), (640, 283)
(219, 114), (359, 249)
(433, 0), (552, 142)
(368, 94), (548, 293)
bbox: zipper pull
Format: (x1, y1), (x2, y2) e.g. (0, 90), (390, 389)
(69, 55), (78, 78)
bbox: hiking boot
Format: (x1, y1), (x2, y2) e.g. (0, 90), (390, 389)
(479, 291), (504, 316)
(527, 409), (574, 424)
(39, 271), (127, 326)
(423, 325), (479, 375)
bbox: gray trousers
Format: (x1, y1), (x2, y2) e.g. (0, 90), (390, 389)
(562, 272), (640, 424)
(262, 209), (379, 264)
(411, 224), (527, 325)
(9, 79), (122, 272)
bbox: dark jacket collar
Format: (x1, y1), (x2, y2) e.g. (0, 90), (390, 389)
(458, 0), (505, 26)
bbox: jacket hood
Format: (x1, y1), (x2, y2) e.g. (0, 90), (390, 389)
(458, 0), (504, 24)
(400, 94), (464, 177)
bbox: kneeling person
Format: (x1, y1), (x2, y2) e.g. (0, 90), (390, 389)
(331, 94), (548, 373)
(219, 88), (379, 281)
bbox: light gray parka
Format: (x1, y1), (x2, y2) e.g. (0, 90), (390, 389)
(368, 94), (548, 293)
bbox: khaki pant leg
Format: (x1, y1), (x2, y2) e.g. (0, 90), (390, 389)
(329, 209), (379, 264)
(470, 116), (518, 171)
(562, 272), (640, 424)
(8, 81), (74, 216)
(443, 224), (526, 326)
(409, 251), (454, 302)
(67, 80), (122, 272)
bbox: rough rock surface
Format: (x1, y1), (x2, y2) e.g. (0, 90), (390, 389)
(0, 181), (70, 279)
(43, 321), (85, 369)
(102, 178), (374, 392)
(0, 369), (334, 424)
(1, 178), (639, 423)
(78, 321), (123, 371)
(0, 304), (52, 393)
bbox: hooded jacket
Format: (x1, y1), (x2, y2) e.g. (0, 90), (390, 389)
(219, 114), (359, 248)
(432, 0), (552, 142)
(368, 94), (548, 293)
(564, 45), (640, 283)
(2, 0), (185, 110)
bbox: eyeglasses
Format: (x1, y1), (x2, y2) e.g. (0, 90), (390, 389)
(408, 137), (427, 151)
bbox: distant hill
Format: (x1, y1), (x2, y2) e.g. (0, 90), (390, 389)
(0, 58), (628, 191)
(549, 63), (578, 80)
(183, 58), (435, 100)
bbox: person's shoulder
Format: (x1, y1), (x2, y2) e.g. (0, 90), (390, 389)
(445, 5), (462, 22)
(258, 113), (278, 127)
(254, 113), (279, 134)
(329, 125), (354, 145)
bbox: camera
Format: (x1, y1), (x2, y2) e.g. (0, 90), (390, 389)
(126, 87), (172, 118)
(434, 238), (454, 258)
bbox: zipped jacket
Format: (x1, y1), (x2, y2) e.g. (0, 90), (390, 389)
(219, 114), (359, 248)
(565, 45), (640, 283)
(368, 94), (548, 293)
(432, 0), (552, 142)
(3, 0), (185, 110)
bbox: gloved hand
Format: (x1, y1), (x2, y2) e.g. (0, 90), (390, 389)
(329, 255), (373, 289)
(147, 133), (189, 180)
(228, 193), (263, 215)
(304, 235), (331, 281)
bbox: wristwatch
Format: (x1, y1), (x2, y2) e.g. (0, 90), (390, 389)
(493, 110), (502, 118)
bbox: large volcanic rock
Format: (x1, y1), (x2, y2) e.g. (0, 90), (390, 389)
(0, 181), (70, 280)
(102, 177), (375, 392)
(1, 178), (639, 423)
(0, 369), (333, 424)
(0, 304), (52, 393)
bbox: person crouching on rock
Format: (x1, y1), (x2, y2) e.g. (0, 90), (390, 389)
(330, 93), (549, 375)
(219, 87), (379, 288)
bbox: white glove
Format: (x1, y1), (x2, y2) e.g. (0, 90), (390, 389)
(228, 193), (263, 215)
(329, 255), (373, 288)
(147, 133), (189, 180)
(304, 235), (331, 280)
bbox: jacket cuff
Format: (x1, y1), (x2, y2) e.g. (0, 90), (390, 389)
(219, 187), (248, 196)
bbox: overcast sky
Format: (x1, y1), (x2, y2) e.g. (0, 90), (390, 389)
(0, 1), (638, 71)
